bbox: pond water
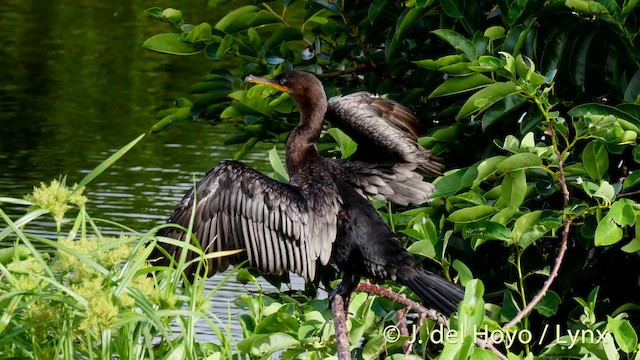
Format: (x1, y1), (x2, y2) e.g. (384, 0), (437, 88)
(0, 0), (306, 341)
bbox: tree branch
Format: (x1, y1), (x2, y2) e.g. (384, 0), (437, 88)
(503, 219), (570, 329)
(503, 121), (572, 329)
(616, 189), (640, 199)
(331, 294), (352, 360)
(355, 283), (508, 360)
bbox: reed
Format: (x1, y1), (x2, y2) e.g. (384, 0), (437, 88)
(0, 134), (236, 359)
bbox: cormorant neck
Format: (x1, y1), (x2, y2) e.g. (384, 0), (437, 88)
(286, 90), (328, 174)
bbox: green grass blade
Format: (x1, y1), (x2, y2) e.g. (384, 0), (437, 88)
(0, 208), (55, 277)
(0, 197), (33, 206)
(73, 133), (146, 193)
(0, 208), (49, 242)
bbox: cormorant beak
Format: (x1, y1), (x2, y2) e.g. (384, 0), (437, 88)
(245, 75), (289, 93)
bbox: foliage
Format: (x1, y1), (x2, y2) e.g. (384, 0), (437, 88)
(141, 0), (640, 358)
(0, 135), (235, 360)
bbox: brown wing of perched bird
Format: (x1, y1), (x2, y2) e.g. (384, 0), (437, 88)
(326, 92), (444, 176)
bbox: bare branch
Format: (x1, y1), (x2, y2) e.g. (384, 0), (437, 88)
(331, 295), (352, 360)
(503, 121), (572, 329)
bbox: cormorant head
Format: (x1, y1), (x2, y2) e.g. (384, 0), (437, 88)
(245, 71), (326, 106)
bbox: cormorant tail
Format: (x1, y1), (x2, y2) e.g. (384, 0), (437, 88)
(397, 267), (465, 315)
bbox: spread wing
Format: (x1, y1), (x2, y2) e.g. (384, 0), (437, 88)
(154, 160), (331, 281)
(334, 160), (436, 206)
(326, 92), (444, 177)
(326, 92), (444, 205)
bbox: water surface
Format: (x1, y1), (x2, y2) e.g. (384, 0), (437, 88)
(0, 0), (306, 341)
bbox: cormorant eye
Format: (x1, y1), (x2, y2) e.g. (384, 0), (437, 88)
(279, 79), (286, 86)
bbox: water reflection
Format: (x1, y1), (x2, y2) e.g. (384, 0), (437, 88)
(0, 0), (308, 343)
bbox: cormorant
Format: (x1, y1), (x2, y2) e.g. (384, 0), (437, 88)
(154, 70), (463, 314)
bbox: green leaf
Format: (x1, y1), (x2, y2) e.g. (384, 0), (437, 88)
(458, 279), (485, 337)
(441, 0), (464, 18)
(568, 29), (596, 87)
(496, 153), (543, 171)
(541, 30), (568, 78)
(484, 26), (505, 41)
(430, 74), (494, 98)
(268, 147), (289, 182)
(456, 82), (519, 120)
(143, 33), (205, 55)
(214, 6), (279, 34)
(432, 29), (477, 60)
(362, 333), (388, 359)
(610, 201), (635, 226)
(511, 211), (561, 249)
(520, 104), (545, 134)
(369, 0), (391, 23)
(624, 70), (640, 103)
(565, 0), (609, 15)
(535, 290), (562, 317)
(582, 140), (609, 181)
(433, 168), (466, 197)
(415, 0), (435, 7)
(414, 55), (465, 70)
(407, 240), (436, 258)
(234, 137), (259, 160)
(507, 0), (528, 25)
(327, 128), (357, 159)
(622, 0), (640, 19)
(162, 8), (183, 25)
(481, 94), (528, 130)
(462, 220), (511, 241)
(621, 220), (640, 252)
(265, 27), (303, 50)
(439, 62), (474, 75)
(452, 260), (473, 286)
(473, 156), (507, 188)
(237, 332), (300, 357)
(595, 211), (623, 246)
(570, 103), (640, 126)
(498, 170), (527, 210)
(145, 7), (164, 19)
(468, 55), (504, 72)
(592, 180), (615, 204)
(387, 8), (428, 61)
(623, 171), (640, 192)
(449, 205), (497, 223)
(228, 89), (275, 115)
(607, 316), (638, 353)
(184, 22), (212, 43)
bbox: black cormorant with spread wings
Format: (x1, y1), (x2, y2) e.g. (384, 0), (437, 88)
(154, 71), (463, 314)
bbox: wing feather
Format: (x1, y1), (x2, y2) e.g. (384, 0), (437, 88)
(326, 92), (443, 205)
(326, 92), (444, 177)
(154, 160), (336, 281)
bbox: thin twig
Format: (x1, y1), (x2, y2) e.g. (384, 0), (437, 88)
(503, 121), (572, 329)
(356, 283), (445, 325)
(318, 64), (370, 78)
(616, 189), (640, 199)
(475, 337), (510, 360)
(331, 294), (352, 360)
(335, 2), (375, 67)
(503, 219), (571, 329)
(396, 309), (411, 354)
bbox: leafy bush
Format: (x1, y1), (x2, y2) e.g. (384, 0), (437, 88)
(142, 0), (640, 358)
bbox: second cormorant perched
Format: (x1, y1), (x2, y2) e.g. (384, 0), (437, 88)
(154, 70), (463, 314)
